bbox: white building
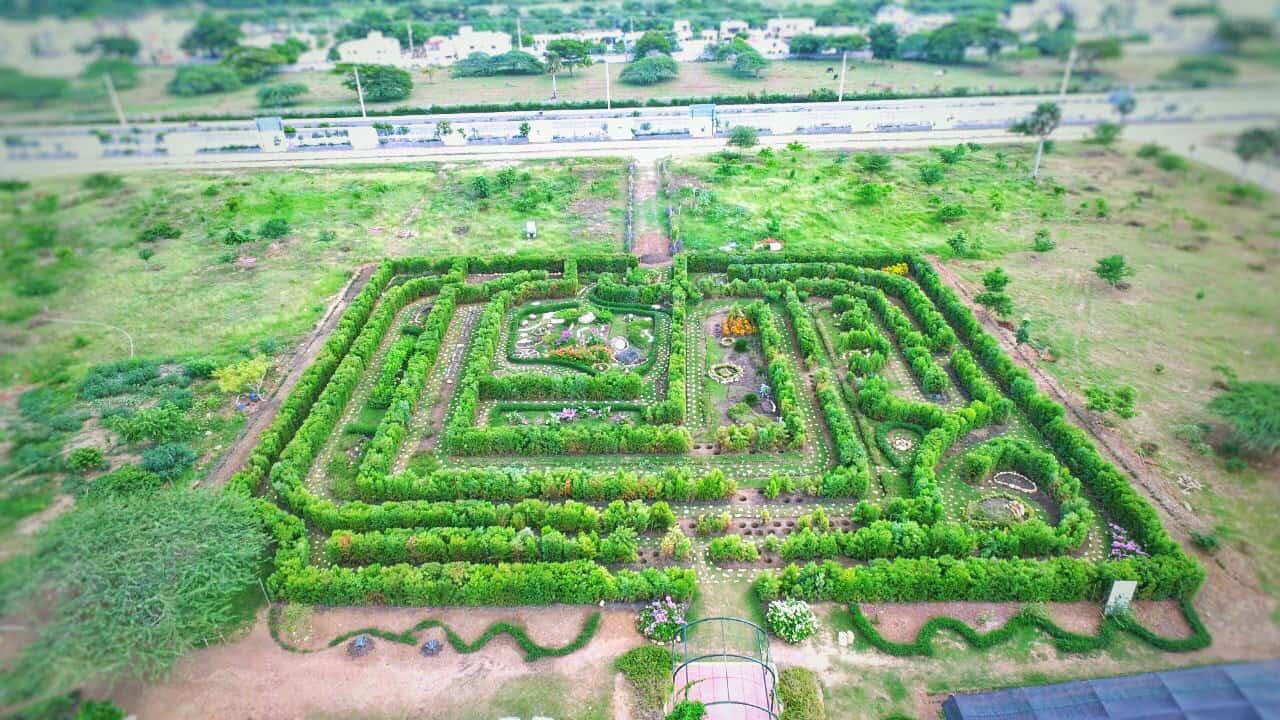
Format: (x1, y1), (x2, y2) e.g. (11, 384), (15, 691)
(719, 19), (750, 39)
(873, 5), (956, 34)
(449, 26), (512, 57)
(673, 20), (693, 41)
(765, 17), (817, 38)
(337, 31), (401, 65)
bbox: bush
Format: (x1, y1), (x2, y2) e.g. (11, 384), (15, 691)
(637, 596), (687, 641)
(257, 82), (308, 107)
(82, 173), (124, 192)
(168, 65), (243, 96)
(450, 51), (544, 77)
(138, 222), (181, 243)
(615, 645), (673, 716)
(919, 163), (944, 185)
(935, 204), (968, 223)
(727, 125), (759, 148)
(767, 598), (818, 643)
(67, 447), (105, 474)
(140, 442), (196, 480)
(260, 217), (291, 239)
(342, 64), (412, 101)
(619, 55), (679, 86)
(777, 667), (825, 720)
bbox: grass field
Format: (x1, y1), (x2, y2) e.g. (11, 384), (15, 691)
(0, 157), (627, 386)
(6, 52), (1278, 123)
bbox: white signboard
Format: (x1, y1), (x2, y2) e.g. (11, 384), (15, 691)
(1105, 580), (1138, 616)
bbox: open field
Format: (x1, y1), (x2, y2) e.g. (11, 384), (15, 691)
(6, 52), (1279, 123)
(1, 142), (1276, 719)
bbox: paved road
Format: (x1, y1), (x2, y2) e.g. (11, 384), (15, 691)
(6, 86), (1278, 186)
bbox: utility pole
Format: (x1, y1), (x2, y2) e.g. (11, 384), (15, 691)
(407, 20), (414, 57)
(837, 50), (848, 103)
(353, 65), (367, 118)
(1058, 45), (1078, 99)
(516, 16), (523, 50)
(604, 59), (611, 110)
(103, 73), (127, 128)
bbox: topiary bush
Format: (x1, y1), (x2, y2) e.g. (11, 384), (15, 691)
(767, 598), (818, 644)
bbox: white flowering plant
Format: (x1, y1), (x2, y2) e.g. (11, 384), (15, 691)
(766, 598), (817, 644)
(637, 596), (687, 642)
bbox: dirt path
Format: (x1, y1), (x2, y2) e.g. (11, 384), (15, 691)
(112, 606), (642, 720)
(632, 158), (671, 267)
(204, 264), (378, 489)
(926, 255), (1280, 657)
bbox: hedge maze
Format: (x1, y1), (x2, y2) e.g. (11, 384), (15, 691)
(226, 251), (1203, 611)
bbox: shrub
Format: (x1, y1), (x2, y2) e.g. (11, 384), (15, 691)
(615, 645), (673, 716)
(855, 152), (892, 173)
(82, 173), (123, 192)
(767, 598), (818, 644)
(935, 204), (968, 223)
(1032, 228), (1055, 251)
(777, 667), (824, 720)
(342, 64), (412, 101)
(138, 222), (181, 243)
(67, 446), (104, 474)
(140, 442), (196, 480)
(168, 65), (243, 96)
(259, 217), (290, 239)
(695, 510), (731, 535)
(1156, 153), (1188, 172)
(637, 596), (687, 641)
(257, 82), (308, 107)
(727, 125), (759, 148)
(919, 163), (944, 185)
(706, 535), (760, 563)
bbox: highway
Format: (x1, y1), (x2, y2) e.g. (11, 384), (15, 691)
(4, 85), (1278, 183)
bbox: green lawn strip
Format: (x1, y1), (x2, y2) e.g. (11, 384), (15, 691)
(268, 604), (601, 660)
(845, 598), (1209, 657)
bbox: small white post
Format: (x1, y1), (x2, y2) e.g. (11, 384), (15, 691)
(604, 59), (611, 110)
(837, 50), (848, 103)
(103, 73), (127, 128)
(353, 65), (367, 118)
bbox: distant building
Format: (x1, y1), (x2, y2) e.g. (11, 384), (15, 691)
(449, 26), (512, 57)
(337, 31), (401, 65)
(873, 5), (956, 34)
(673, 20), (693, 41)
(719, 19), (750, 39)
(765, 17), (817, 38)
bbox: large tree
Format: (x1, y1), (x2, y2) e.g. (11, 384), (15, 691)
(868, 23), (899, 59)
(1077, 37), (1122, 78)
(545, 38), (592, 75)
(1233, 127), (1278, 175)
(1208, 382), (1280, 454)
(631, 30), (674, 59)
(344, 64), (413, 102)
(180, 12), (243, 58)
(222, 45), (285, 84)
(0, 489), (267, 709)
(1010, 101), (1062, 179)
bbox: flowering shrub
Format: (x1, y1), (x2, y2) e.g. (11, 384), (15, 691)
(1108, 523), (1148, 560)
(767, 599), (817, 644)
(638, 596), (687, 642)
(881, 262), (909, 276)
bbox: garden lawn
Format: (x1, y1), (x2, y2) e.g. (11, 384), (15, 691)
(0, 158), (626, 386)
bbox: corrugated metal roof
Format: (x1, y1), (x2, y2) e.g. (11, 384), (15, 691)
(942, 660), (1280, 720)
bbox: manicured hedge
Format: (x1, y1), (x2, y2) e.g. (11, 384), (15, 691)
(359, 465), (736, 503)
(325, 525), (639, 565)
(844, 598), (1210, 656)
(280, 560), (696, 605)
(480, 370), (643, 401)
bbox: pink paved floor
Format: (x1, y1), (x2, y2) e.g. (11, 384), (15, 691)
(673, 661), (777, 719)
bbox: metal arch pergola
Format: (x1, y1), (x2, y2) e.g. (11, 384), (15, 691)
(671, 617), (780, 720)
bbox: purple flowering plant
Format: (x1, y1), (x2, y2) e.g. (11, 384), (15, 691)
(1108, 522), (1148, 560)
(637, 596), (686, 642)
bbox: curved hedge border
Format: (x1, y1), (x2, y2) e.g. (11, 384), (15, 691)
(874, 421), (926, 468)
(269, 604), (602, 661)
(845, 598), (1210, 656)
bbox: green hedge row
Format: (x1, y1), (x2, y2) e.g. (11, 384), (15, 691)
(448, 421), (693, 456)
(754, 553), (1205, 604)
(480, 369), (644, 401)
(355, 465), (737, 503)
(845, 598), (1209, 656)
(280, 559), (696, 606)
(325, 524), (641, 566)
(832, 294), (890, 376)
(367, 333), (416, 409)
(747, 300), (806, 449)
(356, 286), (457, 487)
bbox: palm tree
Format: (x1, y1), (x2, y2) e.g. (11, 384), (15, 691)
(1010, 102), (1062, 180)
(545, 50), (564, 99)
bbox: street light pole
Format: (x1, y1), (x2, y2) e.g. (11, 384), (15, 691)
(103, 74), (128, 129)
(837, 50), (848, 103)
(353, 65), (367, 118)
(604, 59), (611, 110)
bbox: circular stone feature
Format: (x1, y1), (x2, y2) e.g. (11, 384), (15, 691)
(708, 362), (744, 384)
(992, 471), (1037, 494)
(973, 496), (1029, 525)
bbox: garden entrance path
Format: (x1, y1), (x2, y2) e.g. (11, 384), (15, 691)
(632, 159), (671, 267)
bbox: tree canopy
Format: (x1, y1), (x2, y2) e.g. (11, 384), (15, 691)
(451, 50), (545, 77)
(869, 23), (899, 59)
(1208, 382), (1280, 453)
(632, 30), (674, 59)
(167, 64), (243, 96)
(618, 55), (679, 86)
(344, 63), (413, 101)
(179, 13), (243, 57)
(0, 489), (268, 707)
